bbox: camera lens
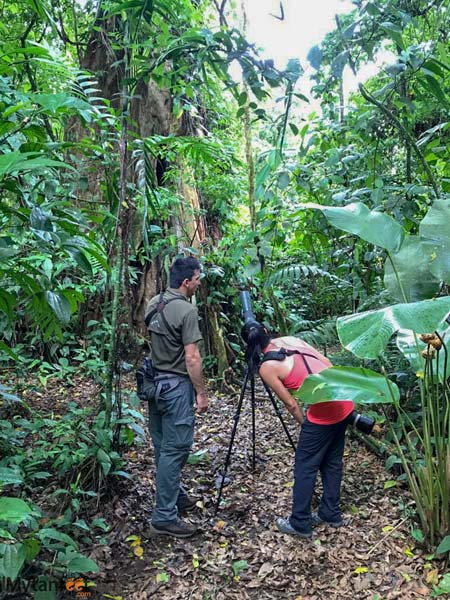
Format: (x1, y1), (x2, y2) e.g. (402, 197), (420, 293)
(349, 411), (375, 434)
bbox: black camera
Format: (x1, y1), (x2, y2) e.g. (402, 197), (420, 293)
(348, 410), (375, 434)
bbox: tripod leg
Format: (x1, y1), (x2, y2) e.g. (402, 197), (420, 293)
(250, 375), (256, 471)
(213, 366), (251, 516)
(261, 379), (297, 451)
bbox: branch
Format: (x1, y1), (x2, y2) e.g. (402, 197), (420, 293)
(270, 2), (284, 21)
(213, 0), (228, 27)
(359, 83), (440, 198)
(367, 518), (408, 556)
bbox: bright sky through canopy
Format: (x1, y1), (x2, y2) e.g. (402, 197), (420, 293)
(243, 0), (355, 70)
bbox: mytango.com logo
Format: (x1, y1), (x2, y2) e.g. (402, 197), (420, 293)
(0, 577), (59, 594)
(66, 577), (93, 597)
(0, 576), (92, 597)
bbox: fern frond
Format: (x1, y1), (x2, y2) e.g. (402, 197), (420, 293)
(265, 264), (350, 288)
(143, 135), (234, 168)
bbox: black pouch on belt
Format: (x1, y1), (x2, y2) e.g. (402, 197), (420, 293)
(136, 358), (157, 401)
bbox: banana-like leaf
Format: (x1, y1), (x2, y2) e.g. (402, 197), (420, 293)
(419, 198), (450, 283)
(295, 366), (399, 405)
(384, 236), (440, 302)
(298, 202), (404, 254)
(337, 296), (450, 358)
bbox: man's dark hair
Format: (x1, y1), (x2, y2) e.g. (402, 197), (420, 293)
(170, 257), (201, 288)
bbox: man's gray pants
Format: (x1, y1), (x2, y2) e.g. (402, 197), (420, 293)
(148, 376), (195, 524)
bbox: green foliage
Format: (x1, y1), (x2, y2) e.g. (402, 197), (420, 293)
(297, 366), (399, 406)
(0, 73), (110, 353)
(1, 400), (143, 495)
(337, 297), (450, 359)
(298, 202), (405, 254)
(0, 497), (100, 582)
(308, 191), (450, 549)
(1, 0), (450, 570)
(0, 392), (143, 584)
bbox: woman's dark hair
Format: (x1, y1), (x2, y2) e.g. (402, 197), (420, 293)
(170, 257), (201, 288)
(242, 322), (271, 368)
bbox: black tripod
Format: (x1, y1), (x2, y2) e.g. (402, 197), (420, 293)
(213, 360), (297, 516)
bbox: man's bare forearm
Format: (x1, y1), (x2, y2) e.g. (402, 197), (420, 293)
(186, 355), (206, 395)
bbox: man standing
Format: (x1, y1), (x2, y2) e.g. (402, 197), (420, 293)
(146, 257), (208, 538)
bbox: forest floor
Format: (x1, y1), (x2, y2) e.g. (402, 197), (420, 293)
(17, 375), (448, 600)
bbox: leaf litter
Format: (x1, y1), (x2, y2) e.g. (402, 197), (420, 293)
(22, 375), (443, 599)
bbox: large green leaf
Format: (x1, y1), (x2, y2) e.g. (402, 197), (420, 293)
(337, 297), (450, 358)
(295, 366), (399, 405)
(66, 554), (100, 574)
(396, 329), (422, 373)
(32, 93), (93, 117)
(0, 543), (27, 581)
(298, 202), (404, 254)
(384, 236), (440, 301)
(419, 198), (450, 283)
(0, 152), (72, 177)
(37, 528), (78, 549)
(0, 497), (33, 525)
(44, 291), (71, 323)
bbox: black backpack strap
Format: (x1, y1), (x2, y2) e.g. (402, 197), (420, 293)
(260, 347), (318, 375)
(144, 292), (164, 327)
(260, 349), (290, 362)
(144, 292), (184, 340)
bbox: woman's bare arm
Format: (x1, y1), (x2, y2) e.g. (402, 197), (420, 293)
(259, 364), (304, 425)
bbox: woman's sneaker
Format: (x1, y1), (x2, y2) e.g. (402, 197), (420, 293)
(276, 517), (312, 538)
(150, 518), (198, 538)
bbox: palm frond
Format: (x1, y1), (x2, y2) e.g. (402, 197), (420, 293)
(70, 70), (115, 125)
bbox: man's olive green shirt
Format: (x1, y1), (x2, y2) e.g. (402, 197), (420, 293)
(146, 288), (202, 375)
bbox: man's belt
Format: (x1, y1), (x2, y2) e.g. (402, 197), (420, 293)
(153, 371), (190, 401)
